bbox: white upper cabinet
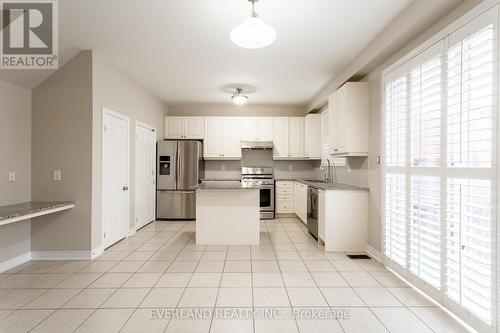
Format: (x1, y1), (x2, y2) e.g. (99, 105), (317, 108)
(241, 117), (274, 141)
(273, 117), (290, 158)
(304, 114), (321, 159)
(165, 116), (204, 139)
(288, 117), (304, 158)
(273, 117), (304, 159)
(203, 117), (241, 159)
(328, 82), (369, 156)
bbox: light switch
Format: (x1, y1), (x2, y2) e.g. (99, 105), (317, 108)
(8, 171), (15, 182)
(53, 170), (61, 181)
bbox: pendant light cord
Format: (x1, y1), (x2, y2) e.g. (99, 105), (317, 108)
(251, 0), (257, 17)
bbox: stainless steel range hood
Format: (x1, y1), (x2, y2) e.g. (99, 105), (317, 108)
(241, 141), (274, 150)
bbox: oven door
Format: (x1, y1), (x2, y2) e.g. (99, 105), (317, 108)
(259, 185), (275, 212)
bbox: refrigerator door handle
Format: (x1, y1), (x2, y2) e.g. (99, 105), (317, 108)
(175, 142), (179, 190)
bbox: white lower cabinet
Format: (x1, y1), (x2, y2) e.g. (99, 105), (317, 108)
(276, 181), (294, 214)
(293, 182), (308, 224)
(322, 190), (367, 252)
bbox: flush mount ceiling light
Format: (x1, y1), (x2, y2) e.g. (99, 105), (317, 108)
(230, 0), (276, 49)
(231, 88), (248, 105)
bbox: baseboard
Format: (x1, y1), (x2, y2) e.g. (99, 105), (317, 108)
(0, 252), (31, 273)
(91, 246), (104, 259)
(31, 251), (93, 260)
(128, 227), (137, 236)
(366, 244), (383, 262)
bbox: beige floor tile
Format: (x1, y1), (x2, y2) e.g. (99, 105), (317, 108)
(341, 272), (381, 287)
(30, 309), (94, 333)
(387, 287), (435, 306)
(299, 251), (327, 260)
(0, 309), (53, 333)
(23, 289), (81, 309)
(188, 273), (222, 287)
(48, 261), (91, 274)
(63, 288), (116, 309)
(20, 262), (63, 274)
(205, 245), (228, 252)
(0, 274), (41, 288)
(338, 307), (387, 333)
(311, 272), (348, 287)
(156, 273), (192, 287)
(0, 289), (48, 309)
(178, 288), (218, 307)
(251, 261), (279, 272)
(55, 273), (102, 288)
(296, 312), (343, 333)
(176, 252), (204, 261)
(253, 288), (290, 307)
(149, 252), (178, 261)
(323, 252), (349, 260)
(78, 261), (118, 273)
(409, 307), (469, 333)
(89, 273), (133, 288)
(252, 272), (284, 287)
(357, 259), (387, 272)
(211, 315), (253, 333)
(254, 316), (298, 333)
(370, 271), (407, 287)
(226, 252), (251, 260)
(101, 288), (150, 308)
(304, 260), (336, 272)
(278, 260), (308, 272)
(21, 274), (71, 289)
(120, 308), (170, 333)
(321, 287), (364, 307)
(330, 260), (364, 272)
(75, 308), (134, 333)
(137, 261), (170, 273)
(286, 288), (327, 307)
(123, 252), (155, 261)
(216, 288), (252, 307)
(371, 307), (433, 333)
(222, 261), (251, 273)
(0, 309), (14, 320)
(275, 251), (302, 260)
(200, 252), (227, 261)
(354, 287), (402, 307)
(109, 261), (145, 273)
(221, 273), (252, 287)
(282, 272), (316, 287)
(122, 273), (162, 288)
(0, 289), (11, 298)
(167, 261), (198, 273)
(97, 251), (130, 261)
(165, 317), (211, 333)
(139, 288), (184, 308)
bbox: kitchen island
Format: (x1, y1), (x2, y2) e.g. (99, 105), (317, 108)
(196, 181), (260, 245)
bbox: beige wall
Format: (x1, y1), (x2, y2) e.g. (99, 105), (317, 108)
(168, 105), (304, 117)
(0, 80), (31, 263)
(31, 51), (94, 252)
(91, 53), (168, 251)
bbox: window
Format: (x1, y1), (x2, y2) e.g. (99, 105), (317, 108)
(382, 6), (497, 331)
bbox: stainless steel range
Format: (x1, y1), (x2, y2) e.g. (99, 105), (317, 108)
(241, 167), (275, 219)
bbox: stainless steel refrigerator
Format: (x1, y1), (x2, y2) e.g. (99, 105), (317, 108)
(156, 140), (204, 219)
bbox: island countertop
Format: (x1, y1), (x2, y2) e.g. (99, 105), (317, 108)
(197, 180), (260, 190)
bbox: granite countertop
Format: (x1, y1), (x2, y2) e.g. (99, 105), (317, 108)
(277, 179), (369, 191)
(197, 181), (259, 190)
(0, 201), (75, 221)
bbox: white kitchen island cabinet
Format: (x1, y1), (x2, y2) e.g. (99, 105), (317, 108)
(196, 182), (260, 245)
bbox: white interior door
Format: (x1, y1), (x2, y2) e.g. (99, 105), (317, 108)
(102, 108), (130, 249)
(135, 122), (156, 230)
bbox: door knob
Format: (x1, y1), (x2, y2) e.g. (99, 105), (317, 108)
(123, 185), (129, 191)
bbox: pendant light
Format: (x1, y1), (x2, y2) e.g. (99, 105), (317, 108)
(230, 0), (276, 49)
(231, 88), (248, 105)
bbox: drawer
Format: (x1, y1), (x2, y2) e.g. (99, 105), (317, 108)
(277, 201), (293, 213)
(277, 194), (293, 201)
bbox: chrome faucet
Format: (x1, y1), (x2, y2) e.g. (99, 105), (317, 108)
(325, 159), (331, 183)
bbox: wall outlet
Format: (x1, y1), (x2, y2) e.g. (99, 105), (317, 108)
(8, 171), (15, 182)
(53, 170), (61, 181)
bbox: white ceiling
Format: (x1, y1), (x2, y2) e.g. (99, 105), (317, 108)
(55, 0), (413, 106)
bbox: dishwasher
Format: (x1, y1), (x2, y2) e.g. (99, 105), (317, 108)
(307, 187), (319, 239)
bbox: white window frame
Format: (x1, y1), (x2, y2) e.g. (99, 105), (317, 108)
(381, 1), (499, 332)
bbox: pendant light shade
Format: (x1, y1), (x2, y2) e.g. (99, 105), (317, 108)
(231, 0), (276, 49)
(231, 88), (248, 105)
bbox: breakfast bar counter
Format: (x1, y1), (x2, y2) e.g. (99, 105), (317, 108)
(195, 181), (260, 245)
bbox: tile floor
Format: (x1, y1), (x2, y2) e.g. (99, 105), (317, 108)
(0, 217), (470, 333)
